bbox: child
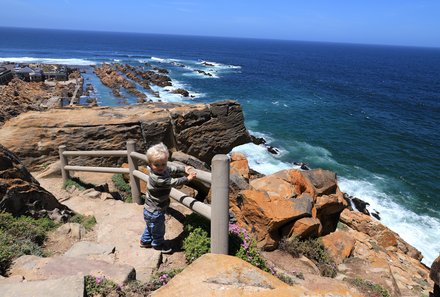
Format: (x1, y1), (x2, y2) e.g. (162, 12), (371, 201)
(140, 142), (196, 253)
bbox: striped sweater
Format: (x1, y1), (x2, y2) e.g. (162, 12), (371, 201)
(144, 164), (189, 212)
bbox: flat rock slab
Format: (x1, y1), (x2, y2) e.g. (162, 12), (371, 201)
(63, 195), (162, 280)
(64, 241), (115, 258)
(10, 255), (135, 285)
(0, 275), (84, 297)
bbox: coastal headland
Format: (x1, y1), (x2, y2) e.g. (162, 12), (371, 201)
(0, 61), (438, 296)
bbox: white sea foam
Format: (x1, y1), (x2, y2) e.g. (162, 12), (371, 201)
(150, 56), (167, 63)
(199, 60), (241, 69)
(150, 56), (183, 64)
(231, 143), (291, 175)
(162, 79), (204, 99)
(338, 177), (439, 266)
(182, 70), (219, 79)
(0, 57), (96, 65)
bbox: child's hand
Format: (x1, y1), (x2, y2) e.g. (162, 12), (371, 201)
(185, 166), (197, 181)
(187, 170), (197, 181)
(185, 166), (194, 174)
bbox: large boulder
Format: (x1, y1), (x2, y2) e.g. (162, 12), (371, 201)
(430, 255), (440, 294)
(232, 189), (313, 249)
(0, 144), (71, 219)
(152, 253), (363, 297)
(231, 167), (348, 250)
(0, 100), (251, 170)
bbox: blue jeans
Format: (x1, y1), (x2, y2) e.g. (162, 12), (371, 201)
(140, 209), (165, 247)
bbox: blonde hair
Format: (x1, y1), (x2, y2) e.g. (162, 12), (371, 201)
(146, 143), (169, 164)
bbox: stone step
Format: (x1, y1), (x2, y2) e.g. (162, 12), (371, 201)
(0, 275), (84, 297)
(9, 254), (135, 285)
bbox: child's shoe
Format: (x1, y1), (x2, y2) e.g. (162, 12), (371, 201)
(139, 240), (152, 248)
(152, 243), (172, 254)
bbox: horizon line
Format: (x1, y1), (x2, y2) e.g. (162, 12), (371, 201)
(1, 25), (440, 50)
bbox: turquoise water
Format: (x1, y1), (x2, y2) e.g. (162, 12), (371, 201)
(1, 27), (439, 265)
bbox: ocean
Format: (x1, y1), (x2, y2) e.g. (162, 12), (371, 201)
(1, 27), (439, 266)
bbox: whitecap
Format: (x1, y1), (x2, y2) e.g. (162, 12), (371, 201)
(199, 60), (241, 69)
(150, 56), (167, 63)
(230, 143), (291, 175)
(0, 57), (96, 65)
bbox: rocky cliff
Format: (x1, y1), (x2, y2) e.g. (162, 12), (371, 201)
(229, 152), (434, 296)
(0, 100), (250, 170)
(0, 144), (72, 219)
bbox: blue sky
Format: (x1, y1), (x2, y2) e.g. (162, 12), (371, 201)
(1, 0), (439, 47)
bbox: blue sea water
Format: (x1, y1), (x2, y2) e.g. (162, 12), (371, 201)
(1, 27), (439, 266)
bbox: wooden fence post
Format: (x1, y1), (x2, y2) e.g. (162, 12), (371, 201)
(58, 145), (70, 183)
(210, 154), (230, 254)
(127, 140), (141, 205)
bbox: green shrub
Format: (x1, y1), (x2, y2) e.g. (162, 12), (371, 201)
(112, 174), (133, 202)
(150, 268), (183, 289)
(0, 231), (14, 274)
(182, 215), (268, 272)
(84, 269), (183, 296)
(112, 174), (131, 193)
(85, 275), (124, 297)
(182, 227), (210, 264)
(183, 213), (210, 235)
(229, 224), (269, 271)
(63, 178), (85, 191)
(275, 272), (296, 285)
(346, 277), (390, 297)
(0, 212), (58, 275)
(69, 214), (97, 231)
(280, 236), (337, 277)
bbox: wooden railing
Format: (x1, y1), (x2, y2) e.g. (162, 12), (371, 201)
(58, 140), (230, 254)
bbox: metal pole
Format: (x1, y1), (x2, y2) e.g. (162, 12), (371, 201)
(58, 145), (70, 183)
(127, 140), (141, 204)
(210, 154), (230, 254)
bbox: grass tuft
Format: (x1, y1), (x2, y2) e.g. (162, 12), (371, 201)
(279, 236), (337, 277)
(0, 212), (59, 275)
(69, 214), (97, 231)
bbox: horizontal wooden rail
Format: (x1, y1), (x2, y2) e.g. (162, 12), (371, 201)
(64, 165), (129, 174)
(191, 169), (211, 184)
(130, 151), (147, 162)
(59, 142), (229, 255)
(130, 152), (212, 184)
(133, 169), (211, 219)
(170, 188), (211, 219)
(63, 150), (127, 157)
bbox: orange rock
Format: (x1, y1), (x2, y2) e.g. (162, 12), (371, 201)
(285, 217), (321, 239)
(230, 152), (250, 180)
(321, 230), (356, 264)
(339, 209), (421, 259)
(250, 175), (296, 200)
(272, 169), (316, 197)
(231, 189), (313, 249)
